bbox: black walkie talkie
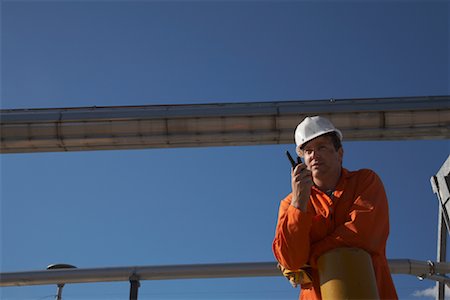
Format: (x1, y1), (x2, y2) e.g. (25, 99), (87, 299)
(286, 151), (302, 168)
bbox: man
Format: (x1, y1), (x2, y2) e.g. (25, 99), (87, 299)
(272, 116), (398, 299)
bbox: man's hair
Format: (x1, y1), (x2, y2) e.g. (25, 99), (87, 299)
(300, 131), (342, 151)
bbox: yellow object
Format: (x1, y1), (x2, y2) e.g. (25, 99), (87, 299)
(277, 264), (313, 288)
(318, 248), (379, 300)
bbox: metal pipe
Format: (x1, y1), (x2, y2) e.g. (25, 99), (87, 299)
(1, 96), (449, 154)
(1, 260), (449, 287)
(55, 284), (64, 300)
(0, 262), (280, 287)
(129, 276), (140, 300)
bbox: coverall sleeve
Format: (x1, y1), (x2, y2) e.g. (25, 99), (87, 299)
(309, 170), (390, 267)
(272, 194), (314, 270)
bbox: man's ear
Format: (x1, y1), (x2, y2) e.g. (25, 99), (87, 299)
(338, 147), (344, 163)
(296, 146), (303, 158)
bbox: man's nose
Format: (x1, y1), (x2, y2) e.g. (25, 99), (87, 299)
(311, 149), (321, 159)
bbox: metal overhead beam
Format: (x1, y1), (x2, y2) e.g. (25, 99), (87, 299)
(1, 95), (449, 154)
(1, 259), (449, 287)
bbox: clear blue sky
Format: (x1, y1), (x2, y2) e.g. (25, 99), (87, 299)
(1, 1), (449, 299)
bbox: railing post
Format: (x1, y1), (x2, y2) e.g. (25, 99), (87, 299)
(55, 283), (64, 300)
(129, 274), (140, 300)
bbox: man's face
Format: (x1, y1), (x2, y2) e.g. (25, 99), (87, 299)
(302, 135), (343, 178)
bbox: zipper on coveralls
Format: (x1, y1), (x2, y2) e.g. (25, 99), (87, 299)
(326, 190), (336, 229)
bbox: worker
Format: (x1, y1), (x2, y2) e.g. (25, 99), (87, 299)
(272, 116), (398, 299)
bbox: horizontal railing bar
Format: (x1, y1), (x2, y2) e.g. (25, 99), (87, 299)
(1, 259), (449, 287)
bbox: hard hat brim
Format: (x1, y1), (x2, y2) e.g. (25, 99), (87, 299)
(296, 128), (343, 156)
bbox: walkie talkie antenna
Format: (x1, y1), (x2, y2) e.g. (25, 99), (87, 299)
(286, 151), (297, 168)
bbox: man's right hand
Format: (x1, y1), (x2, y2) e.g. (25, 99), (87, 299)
(291, 163), (313, 211)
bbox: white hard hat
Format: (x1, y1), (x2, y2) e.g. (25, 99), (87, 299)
(295, 116), (343, 153)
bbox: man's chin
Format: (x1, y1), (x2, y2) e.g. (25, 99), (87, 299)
(311, 169), (322, 177)
(312, 167), (328, 177)
(311, 166), (323, 172)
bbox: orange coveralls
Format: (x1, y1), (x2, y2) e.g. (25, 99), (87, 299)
(273, 168), (398, 300)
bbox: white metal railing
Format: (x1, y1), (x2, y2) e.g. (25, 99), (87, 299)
(1, 262), (279, 286)
(1, 259), (449, 299)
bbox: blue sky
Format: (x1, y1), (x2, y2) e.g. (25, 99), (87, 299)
(1, 1), (449, 299)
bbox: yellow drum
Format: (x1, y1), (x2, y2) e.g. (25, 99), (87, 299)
(318, 248), (379, 300)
